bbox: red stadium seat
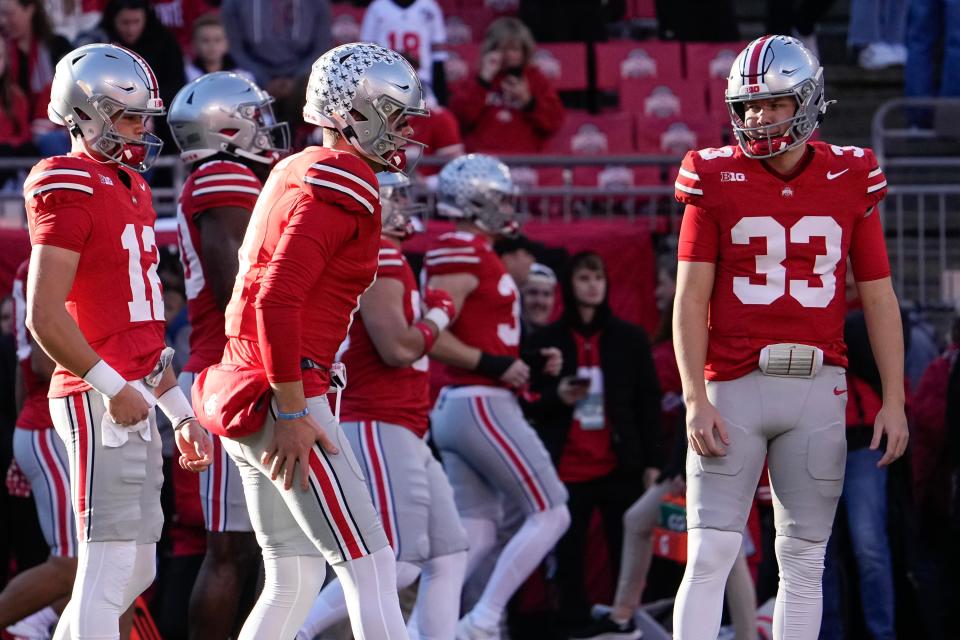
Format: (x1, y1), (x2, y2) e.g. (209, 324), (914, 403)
(331, 12), (362, 46)
(532, 43), (587, 91)
(331, 3), (365, 21)
(545, 111), (635, 155)
(456, 7), (497, 41)
(595, 41), (682, 91)
(684, 42), (747, 81)
(620, 78), (708, 119)
(445, 15), (477, 45)
(635, 115), (722, 155)
(572, 165), (662, 188)
(444, 43), (480, 85)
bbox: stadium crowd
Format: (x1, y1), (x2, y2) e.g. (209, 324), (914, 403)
(0, 1), (958, 640)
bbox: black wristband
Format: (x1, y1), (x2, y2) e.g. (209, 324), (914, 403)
(475, 352), (515, 379)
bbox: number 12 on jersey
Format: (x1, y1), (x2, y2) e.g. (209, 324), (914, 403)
(732, 215), (842, 308)
(121, 223), (164, 322)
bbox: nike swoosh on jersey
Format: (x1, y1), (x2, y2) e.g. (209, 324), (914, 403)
(826, 169), (849, 180)
(833, 387), (847, 395)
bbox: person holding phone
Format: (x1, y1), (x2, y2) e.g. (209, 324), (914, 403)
(526, 251), (663, 635)
(450, 16), (564, 153)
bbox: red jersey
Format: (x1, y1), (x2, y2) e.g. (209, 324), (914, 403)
(424, 231), (520, 387)
(222, 147), (381, 398)
(25, 153), (166, 397)
(675, 141), (890, 381)
(12, 260), (52, 430)
(339, 238), (431, 436)
(410, 106), (462, 177)
(177, 160), (261, 373)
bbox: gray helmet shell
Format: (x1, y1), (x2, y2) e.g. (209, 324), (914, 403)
(376, 171), (426, 239)
(437, 154), (518, 236)
(725, 35), (827, 159)
(168, 72), (290, 165)
(303, 43), (428, 173)
(48, 43), (166, 172)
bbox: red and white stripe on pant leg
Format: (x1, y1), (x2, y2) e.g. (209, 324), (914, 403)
(204, 434), (229, 532)
(33, 429), (76, 556)
(66, 394), (95, 542)
(359, 421), (399, 555)
(471, 397), (549, 512)
(306, 446), (371, 561)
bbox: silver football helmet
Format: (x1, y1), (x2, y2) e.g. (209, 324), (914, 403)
(168, 72), (290, 165)
(437, 154), (518, 236)
(303, 42), (428, 174)
(725, 35), (828, 159)
(48, 43), (165, 172)
(377, 171), (426, 240)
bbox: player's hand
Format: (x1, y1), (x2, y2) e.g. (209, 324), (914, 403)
(557, 376), (590, 406)
(479, 50), (503, 82)
(500, 359), (530, 388)
(540, 347), (562, 376)
(423, 288), (456, 328)
(643, 467), (660, 490)
(871, 403), (908, 467)
(175, 419), (213, 473)
(262, 413), (339, 492)
(107, 384), (152, 426)
(686, 399), (729, 457)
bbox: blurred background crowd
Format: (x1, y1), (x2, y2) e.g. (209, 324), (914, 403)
(0, 0), (959, 639)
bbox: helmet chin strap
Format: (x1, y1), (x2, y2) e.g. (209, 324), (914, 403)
(746, 134), (792, 156)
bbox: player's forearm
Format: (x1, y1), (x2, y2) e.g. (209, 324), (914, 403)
(429, 330), (481, 370)
(376, 324), (435, 368)
(673, 292), (710, 406)
(271, 380), (308, 414)
(860, 280), (905, 406)
(27, 302), (99, 378)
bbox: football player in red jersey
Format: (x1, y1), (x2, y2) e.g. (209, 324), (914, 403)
(167, 71), (290, 640)
(192, 43), (427, 639)
(24, 43), (212, 640)
(298, 172), (468, 640)
(671, 35), (908, 640)
(424, 154), (570, 640)
(0, 260), (74, 633)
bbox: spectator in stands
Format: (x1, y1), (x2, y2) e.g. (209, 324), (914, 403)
(451, 16), (564, 154)
(904, 0), (960, 115)
(98, 0), (185, 147)
(45, 0), (103, 43)
(150, 0), (216, 51)
(765, 0), (835, 59)
(0, 40), (36, 188)
(0, 0), (71, 155)
(400, 52), (463, 185)
(527, 251), (661, 634)
(820, 302), (902, 640)
(220, 0), (331, 128)
(184, 13), (253, 83)
(848, 0), (907, 70)
(521, 263), (557, 335)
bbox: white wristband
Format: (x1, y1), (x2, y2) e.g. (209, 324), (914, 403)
(424, 307), (451, 333)
(83, 360), (126, 398)
(157, 386), (195, 431)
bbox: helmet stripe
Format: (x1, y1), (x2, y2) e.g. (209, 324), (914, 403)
(746, 35), (771, 82)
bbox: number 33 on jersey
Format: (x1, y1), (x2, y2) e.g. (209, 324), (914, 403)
(675, 141), (891, 381)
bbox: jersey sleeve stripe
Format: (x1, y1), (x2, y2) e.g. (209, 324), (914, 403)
(379, 248), (400, 255)
(303, 176), (375, 214)
(678, 167), (700, 181)
(26, 183), (94, 198)
(866, 180), (887, 194)
(308, 163), (379, 199)
(24, 169), (92, 190)
(194, 173), (260, 184)
(867, 168), (883, 179)
(425, 256), (482, 265)
(425, 247), (477, 257)
(378, 259), (404, 267)
(674, 181), (704, 196)
(191, 185), (262, 197)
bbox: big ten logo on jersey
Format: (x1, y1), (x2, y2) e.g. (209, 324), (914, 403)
(121, 223), (164, 322)
(387, 31), (421, 56)
(698, 146), (735, 161)
(720, 171), (746, 182)
(732, 216), (841, 309)
(496, 273), (521, 347)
